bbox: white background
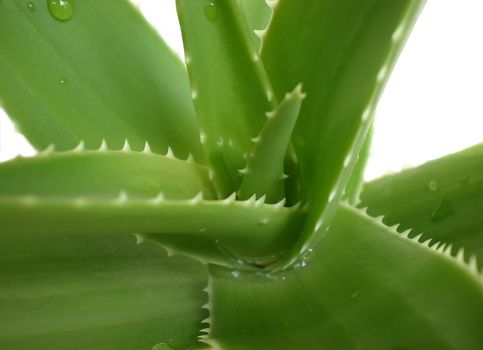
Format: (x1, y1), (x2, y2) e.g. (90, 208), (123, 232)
(0, 0), (482, 181)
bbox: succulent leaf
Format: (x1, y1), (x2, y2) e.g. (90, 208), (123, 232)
(262, 0), (427, 266)
(360, 143), (483, 267)
(205, 204), (483, 350)
(0, 232), (208, 350)
(176, 0), (276, 197)
(237, 0), (271, 52)
(0, 149), (304, 263)
(237, 84), (305, 203)
(0, 0), (202, 160)
(0, 146), (215, 200)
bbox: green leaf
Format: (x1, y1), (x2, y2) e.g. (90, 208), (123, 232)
(360, 143), (483, 266)
(204, 204), (483, 350)
(262, 0), (426, 265)
(343, 125), (374, 204)
(176, 0), (275, 197)
(0, 232), (207, 350)
(0, 0), (202, 160)
(237, 84), (304, 203)
(238, 0), (271, 51)
(0, 145), (215, 200)
(0, 148), (304, 264)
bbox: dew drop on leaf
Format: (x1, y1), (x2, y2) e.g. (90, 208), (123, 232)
(59, 77), (67, 86)
(428, 180), (439, 192)
(27, 1), (35, 12)
(431, 199), (454, 223)
(47, 0), (75, 22)
(204, 0), (217, 22)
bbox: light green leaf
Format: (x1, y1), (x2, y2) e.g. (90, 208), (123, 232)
(360, 143), (483, 266)
(0, 0), (202, 160)
(238, 0), (271, 51)
(262, 0), (426, 266)
(0, 146), (215, 200)
(176, 0), (275, 197)
(237, 84), (304, 203)
(0, 148), (303, 264)
(0, 232), (207, 350)
(343, 125), (374, 204)
(205, 204), (483, 350)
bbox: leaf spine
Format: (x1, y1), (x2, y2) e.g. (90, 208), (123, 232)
(73, 140), (85, 152)
(165, 147), (174, 158)
(255, 194), (266, 206)
(115, 191), (128, 205)
(99, 139), (108, 151)
(190, 192), (203, 205)
(266, 0), (278, 10)
(222, 192), (236, 204)
(151, 192), (165, 205)
(40, 144), (55, 155)
(122, 139), (131, 152)
(142, 141), (152, 154)
(238, 167), (249, 175)
(274, 198), (286, 208)
(254, 29), (266, 40)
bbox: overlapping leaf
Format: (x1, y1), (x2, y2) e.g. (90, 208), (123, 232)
(176, 0), (276, 197)
(0, 0), (202, 160)
(0, 148), (303, 264)
(262, 0), (426, 265)
(360, 143), (483, 266)
(205, 204), (483, 350)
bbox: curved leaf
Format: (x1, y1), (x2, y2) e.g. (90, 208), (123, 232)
(262, 0), (426, 266)
(0, 149), (303, 264)
(0, 0), (202, 160)
(205, 204), (483, 350)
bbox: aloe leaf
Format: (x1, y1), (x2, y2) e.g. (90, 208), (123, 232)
(0, 148), (303, 263)
(176, 0), (275, 197)
(0, 145), (215, 199)
(360, 143), (483, 266)
(204, 204), (483, 350)
(237, 84), (304, 203)
(262, 0), (426, 265)
(0, 232), (207, 350)
(0, 0), (202, 160)
(0, 194), (304, 265)
(238, 0), (271, 51)
(343, 125), (374, 204)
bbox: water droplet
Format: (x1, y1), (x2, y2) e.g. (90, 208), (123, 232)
(431, 199), (454, 223)
(199, 227), (207, 233)
(204, 0), (217, 22)
(27, 1), (35, 12)
(259, 217), (269, 225)
(428, 180), (439, 192)
(48, 0), (75, 22)
(59, 77), (67, 86)
(231, 270), (240, 278)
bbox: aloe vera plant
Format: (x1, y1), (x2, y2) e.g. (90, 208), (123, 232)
(0, 0), (482, 349)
